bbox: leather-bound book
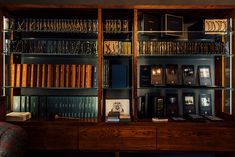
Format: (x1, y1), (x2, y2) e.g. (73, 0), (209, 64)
(41, 64), (46, 88)
(10, 64), (15, 87)
(36, 64), (41, 87)
(85, 64), (92, 88)
(60, 64), (65, 87)
(21, 64), (27, 87)
(65, 64), (70, 87)
(15, 64), (21, 87)
(81, 64), (86, 88)
(54, 64), (60, 88)
(71, 64), (76, 88)
(47, 64), (53, 88)
(30, 64), (35, 87)
(76, 65), (81, 88)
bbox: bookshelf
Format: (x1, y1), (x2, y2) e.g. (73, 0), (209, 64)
(0, 4), (235, 155)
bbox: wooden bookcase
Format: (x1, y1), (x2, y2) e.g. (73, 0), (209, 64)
(0, 2), (235, 156)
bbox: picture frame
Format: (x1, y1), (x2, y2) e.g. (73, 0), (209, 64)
(151, 65), (163, 86)
(199, 94), (212, 115)
(105, 99), (130, 116)
(165, 64), (178, 85)
(182, 65), (195, 85)
(166, 94), (178, 117)
(183, 93), (196, 115)
(198, 65), (212, 86)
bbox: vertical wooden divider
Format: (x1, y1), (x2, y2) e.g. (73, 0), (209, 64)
(98, 8), (103, 122)
(133, 9), (138, 121)
(232, 9), (235, 120)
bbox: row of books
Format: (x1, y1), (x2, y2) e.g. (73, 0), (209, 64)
(12, 96), (98, 119)
(140, 64), (211, 87)
(10, 64), (97, 88)
(5, 18), (98, 32)
(138, 41), (226, 55)
(104, 19), (129, 32)
(103, 41), (131, 55)
(138, 93), (212, 119)
(9, 40), (97, 55)
(103, 60), (129, 88)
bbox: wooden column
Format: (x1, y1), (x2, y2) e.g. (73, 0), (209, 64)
(133, 9), (138, 121)
(98, 8), (103, 122)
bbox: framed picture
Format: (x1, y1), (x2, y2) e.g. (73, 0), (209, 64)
(166, 94), (178, 117)
(183, 93), (196, 115)
(162, 14), (184, 36)
(199, 94), (212, 115)
(182, 65), (195, 85)
(153, 96), (165, 118)
(165, 64), (178, 85)
(198, 65), (212, 86)
(151, 65), (163, 86)
(105, 99), (130, 116)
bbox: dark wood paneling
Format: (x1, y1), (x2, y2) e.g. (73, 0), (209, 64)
(0, 96), (5, 121)
(23, 125), (77, 150)
(157, 125), (235, 151)
(79, 125), (156, 151)
(118, 126), (156, 151)
(23, 126), (46, 150)
(45, 126), (77, 150)
(98, 8), (102, 122)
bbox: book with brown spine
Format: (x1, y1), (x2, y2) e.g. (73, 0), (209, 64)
(47, 64), (53, 88)
(71, 64), (76, 88)
(76, 65), (81, 88)
(36, 64), (41, 87)
(60, 64), (65, 87)
(26, 64), (31, 87)
(41, 64), (46, 88)
(30, 64), (35, 87)
(65, 64), (70, 87)
(54, 64), (60, 88)
(81, 64), (86, 88)
(15, 64), (21, 87)
(10, 64), (15, 87)
(21, 64), (27, 87)
(85, 64), (92, 88)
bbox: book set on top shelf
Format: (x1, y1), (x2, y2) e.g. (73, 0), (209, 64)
(1, 8), (233, 124)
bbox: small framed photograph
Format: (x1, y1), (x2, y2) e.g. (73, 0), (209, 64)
(165, 64), (178, 85)
(105, 99), (130, 116)
(182, 65), (195, 85)
(183, 93), (196, 115)
(199, 94), (212, 115)
(198, 65), (212, 86)
(166, 94), (178, 116)
(162, 14), (184, 36)
(151, 65), (163, 86)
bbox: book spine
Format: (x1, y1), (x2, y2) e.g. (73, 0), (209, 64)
(81, 64), (86, 88)
(21, 64), (27, 87)
(71, 64), (76, 88)
(85, 64), (92, 88)
(36, 64), (41, 87)
(30, 64), (35, 87)
(65, 64), (70, 87)
(60, 64), (65, 87)
(54, 64), (60, 87)
(41, 64), (46, 88)
(26, 64), (31, 87)
(76, 65), (81, 88)
(47, 64), (52, 88)
(15, 64), (21, 87)
(10, 64), (15, 87)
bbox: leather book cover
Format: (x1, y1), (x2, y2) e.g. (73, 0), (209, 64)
(15, 64), (21, 87)
(76, 64), (81, 88)
(65, 64), (70, 87)
(41, 64), (46, 88)
(36, 64), (41, 88)
(10, 64), (15, 87)
(81, 64), (86, 88)
(21, 64), (27, 87)
(47, 64), (53, 88)
(54, 64), (60, 87)
(26, 65), (31, 87)
(151, 65), (163, 85)
(165, 64), (178, 85)
(182, 65), (195, 85)
(60, 64), (65, 87)
(85, 64), (92, 88)
(30, 64), (35, 87)
(71, 64), (76, 88)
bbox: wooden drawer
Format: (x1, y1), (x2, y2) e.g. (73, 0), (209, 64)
(23, 125), (77, 150)
(157, 125), (235, 151)
(79, 125), (156, 151)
